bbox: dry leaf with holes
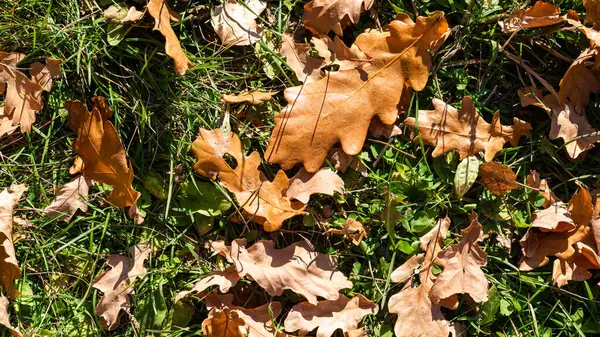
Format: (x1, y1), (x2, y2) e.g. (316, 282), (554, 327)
(0, 184), (27, 299)
(498, 1), (566, 32)
(92, 243), (150, 330)
(147, 0), (191, 75)
(531, 203), (575, 232)
(217, 239), (352, 304)
(222, 91), (277, 104)
(405, 97), (531, 162)
(65, 98), (142, 223)
(45, 176), (91, 223)
(0, 294), (21, 337)
(266, 12), (449, 172)
(174, 266), (240, 303)
(286, 168), (344, 204)
(478, 162), (518, 195)
(284, 294), (378, 337)
(303, 0), (375, 35)
(212, 0), (266, 46)
(526, 170), (558, 208)
(326, 218), (367, 245)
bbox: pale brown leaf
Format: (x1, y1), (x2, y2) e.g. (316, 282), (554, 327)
(280, 33), (324, 84)
(302, 0), (375, 35)
(390, 254), (424, 283)
(526, 170), (558, 208)
(498, 1), (565, 32)
(286, 168), (344, 204)
(388, 283), (449, 337)
(518, 86), (549, 111)
(211, 0), (266, 46)
(30, 58), (62, 92)
(531, 203), (575, 232)
(326, 218), (367, 245)
(368, 118), (401, 138)
(175, 266), (240, 303)
(0, 294), (21, 337)
(222, 91), (277, 104)
(44, 176), (91, 223)
(327, 148), (368, 177)
(202, 308), (247, 337)
(0, 184), (27, 298)
(147, 0), (191, 75)
(479, 162), (519, 195)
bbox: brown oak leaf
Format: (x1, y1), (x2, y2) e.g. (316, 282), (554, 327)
(585, 0), (600, 24)
(405, 97), (531, 162)
(44, 176), (91, 223)
(92, 243), (150, 330)
(526, 170), (558, 208)
(202, 308), (247, 337)
(0, 184), (27, 299)
(498, 1), (565, 33)
(327, 148), (368, 177)
(568, 187), (594, 227)
(30, 58), (62, 91)
(266, 12), (450, 172)
(302, 0), (375, 35)
(211, 0), (266, 46)
(284, 294), (378, 337)
(286, 168), (345, 204)
(174, 265), (240, 303)
(518, 87), (549, 111)
(0, 294), (21, 337)
(531, 203), (575, 232)
(388, 283), (449, 337)
(280, 33), (324, 84)
(311, 35), (371, 71)
(478, 162), (519, 195)
(325, 218), (367, 245)
(222, 91), (277, 104)
(558, 49), (600, 114)
(147, 0), (191, 75)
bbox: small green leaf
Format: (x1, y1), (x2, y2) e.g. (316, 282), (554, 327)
(454, 156), (479, 198)
(178, 180), (231, 216)
(163, 299), (195, 330)
(481, 285), (500, 325)
(107, 23), (132, 47)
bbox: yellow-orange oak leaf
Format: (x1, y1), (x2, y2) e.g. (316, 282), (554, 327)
(44, 176), (91, 223)
(0, 294), (21, 337)
(65, 98), (142, 222)
(302, 0), (375, 35)
(284, 294), (378, 337)
(568, 187), (594, 227)
(218, 239), (352, 304)
(266, 12), (450, 172)
(92, 243), (150, 330)
(147, 0), (191, 75)
(405, 97), (531, 162)
(526, 170), (559, 208)
(311, 35), (371, 71)
(211, 0), (266, 46)
(0, 184), (27, 298)
(478, 162), (519, 195)
(221, 90), (277, 104)
(498, 1), (565, 32)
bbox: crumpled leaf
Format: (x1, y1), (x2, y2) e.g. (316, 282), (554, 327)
(44, 176), (91, 223)
(0, 294), (21, 337)
(192, 128), (306, 231)
(221, 91), (277, 104)
(325, 218), (367, 245)
(217, 239), (352, 304)
(429, 212), (488, 303)
(92, 243), (151, 330)
(498, 1), (565, 33)
(531, 203), (575, 232)
(302, 0), (375, 35)
(284, 294), (378, 337)
(0, 184), (27, 299)
(286, 168), (344, 204)
(174, 266), (240, 303)
(30, 58), (62, 92)
(478, 162), (519, 195)
(211, 0), (266, 46)
(266, 12), (450, 172)
(147, 0), (191, 75)
(65, 97), (142, 223)
(388, 283), (449, 337)
(526, 170), (558, 208)
(405, 97), (531, 162)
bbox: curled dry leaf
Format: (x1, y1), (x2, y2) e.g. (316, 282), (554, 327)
(302, 0), (375, 35)
(429, 212), (489, 303)
(30, 58), (62, 91)
(92, 243), (150, 330)
(147, 0), (191, 75)
(174, 265), (240, 303)
(205, 293), (283, 337)
(265, 12), (450, 172)
(0, 294), (21, 337)
(478, 162), (519, 195)
(0, 184), (27, 299)
(526, 170), (558, 208)
(531, 203), (575, 232)
(284, 294), (378, 337)
(405, 97), (531, 162)
(211, 0), (266, 46)
(218, 239), (352, 304)
(498, 1), (565, 33)
(221, 91), (277, 104)
(286, 168), (345, 204)
(558, 49), (599, 114)
(65, 98), (142, 223)
(44, 176), (91, 223)
(326, 218), (367, 245)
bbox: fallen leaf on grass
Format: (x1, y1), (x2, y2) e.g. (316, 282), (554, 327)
(327, 148), (368, 177)
(585, 0), (600, 24)
(30, 58), (62, 91)
(284, 294), (378, 337)
(203, 308), (247, 337)
(311, 35), (371, 71)
(265, 12), (450, 172)
(280, 33), (324, 84)
(221, 91), (277, 104)
(92, 243), (151, 330)
(478, 162), (519, 195)
(212, 0), (266, 46)
(174, 266), (240, 303)
(302, 0), (375, 35)
(0, 294), (21, 337)
(518, 87), (549, 111)
(0, 184), (27, 299)
(44, 176), (91, 223)
(368, 118), (401, 138)
(558, 49), (600, 114)
(65, 97), (142, 223)
(405, 97), (531, 162)
(526, 170), (558, 208)
(568, 187), (594, 227)
(388, 283), (448, 337)
(498, 1), (565, 32)
(531, 203), (575, 232)
(147, 0), (191, 75)
(286, 168), (344, 204)
(326, 218), (367, 245)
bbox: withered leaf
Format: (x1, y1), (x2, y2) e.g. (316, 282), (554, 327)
(553, 241), (600, 287)
(219, 239), (352, 304)
(284, 294), (378, 337)
(558, 49), (599, 114)
(221, 91), (277, 104)
(211, 0), (266, 46)
(202, 308), (247, 337)
(92, 243), (150, 330)
(30, 58), (62, 92)
(390, 253), (424, 284)
(478, 162), (519, 195)
(518, 86), (549, 111)
(175, 266), (240, 303)
(368, 118), (401, 138)
(311, 35), (371, 71)
(302, 0), (375, 35)
(0, 294), (21, 337)
(498, 1), (565, 32)
(44, 176), (91, 223)
(388, 283), (449, 337)
(405, 97), (531, 162)
(585, 0), (600, 24)
(526, 170), (558, 208)
(568, 187), (594, 227)
(327, 148), (368, 177)
(326, 218), (367, 245)
(0, 184), (27, 298)
(286, 168), (344, 204)
(280, 33), (324, 84)
(532, 203), (575, 232)
(147, 0), (191, 75)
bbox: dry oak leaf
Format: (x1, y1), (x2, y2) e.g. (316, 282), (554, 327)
(532, 203), (575, 232)
(0, 294), (21, 337)
(585, 0), (600, 24)
(211, 0), (266, 46)
(390, 253), (424, 283)
(30, 58), (62, 92)
(205, 293), (283, 337)
(0, 184), (27, 299)
(327, 148), (368, 177)
(202, 308), (247, 337)
(265, 12), (450, 173)
(429, 212), (489, 304)
(368, 118), (401, 138)
(174, 265), (240, 303)
(478, 161), (519, 195)
(219, 239), (352, 304)
(284, 294), (378, 337)
(222, 91), (277, 104)
(147, 0), (191, 75)
(558, 49), (600, 114)
(518, 86), (549, 111)
(311, 35), (371, 71)
(44, 176), (91, 223)
(302, 0), (375, 35)
(325, 218), (367, 245)
(526, 170), (559, 208)
(0, 107), (18, 138)
(405, 97), (532, 162)
(92, 243), (150, 330)
(568, 187), (594, 227)
(498, 1), (565, 33)
(286, 168), (345, 204)
(552, 241), (600, 287)
(192, 128), (305, 231)
(65, 98), (142, 223)
(280, 33), (325, 84)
